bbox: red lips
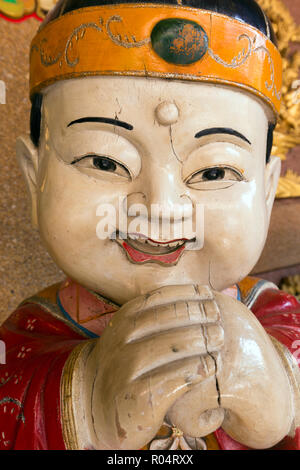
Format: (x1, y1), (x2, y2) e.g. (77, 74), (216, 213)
(121, 241), (186, 264)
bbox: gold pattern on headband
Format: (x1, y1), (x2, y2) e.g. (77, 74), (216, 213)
(106, 15), (150, 48)
(29, 5), (282, 115)
(257, 0), (300, 199)
(207, 34), (281, 101)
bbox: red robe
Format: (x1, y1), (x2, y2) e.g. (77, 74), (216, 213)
(0, 277), (299, 450)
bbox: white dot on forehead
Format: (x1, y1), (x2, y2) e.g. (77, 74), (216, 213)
(155, 101), (179, 126)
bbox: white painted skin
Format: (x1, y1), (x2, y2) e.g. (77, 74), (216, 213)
(17, 76), (280, 305)
(17, 77), (296, 450)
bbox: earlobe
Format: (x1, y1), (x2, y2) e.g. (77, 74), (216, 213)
(265, 155), (281, 223)
(16, 135), (39, 228)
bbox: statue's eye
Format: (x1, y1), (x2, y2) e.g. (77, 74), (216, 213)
(72, 155), (131, 180)
(93, 157), (117, 172)
(185, 166), (243, 190)
(202, 168), (225, 181)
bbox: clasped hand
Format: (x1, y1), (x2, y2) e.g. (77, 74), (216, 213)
(86, 285), (294, 450)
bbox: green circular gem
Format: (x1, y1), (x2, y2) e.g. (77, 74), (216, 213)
(151, 18), (209, 66)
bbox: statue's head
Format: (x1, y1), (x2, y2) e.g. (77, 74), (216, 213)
(17, 0), (282, 303)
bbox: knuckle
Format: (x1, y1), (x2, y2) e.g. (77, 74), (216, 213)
(186, 299), (221, 323)
(186, 298), (221, 324)
(186, 300), (203, 320)
(203, 324), (224, 352)
(194, 285), (214, 300)
(203, 299), (221, 323)
(174, 300), (189, 318)
(197, 354), (217, 378)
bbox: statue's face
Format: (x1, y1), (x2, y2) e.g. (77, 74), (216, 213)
(31, 76), (278, 303)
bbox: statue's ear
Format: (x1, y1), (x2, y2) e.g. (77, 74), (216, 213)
(16, 135), (39, 228)
(265, 155), (281, 223)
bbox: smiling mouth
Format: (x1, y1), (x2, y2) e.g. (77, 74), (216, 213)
(115, 232), (194, 265)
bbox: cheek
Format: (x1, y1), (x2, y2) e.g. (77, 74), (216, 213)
(36, 158), (127, 257)
(201, 181), (267, 268)
(208, 208), (265, 252)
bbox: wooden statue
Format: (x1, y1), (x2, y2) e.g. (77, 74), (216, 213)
(1, 0), (300, 450)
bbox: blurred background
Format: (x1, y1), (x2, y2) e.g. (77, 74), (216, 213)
(0, 0), (299, 324)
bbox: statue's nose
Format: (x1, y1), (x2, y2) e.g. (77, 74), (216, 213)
(126, 174), (193, 222)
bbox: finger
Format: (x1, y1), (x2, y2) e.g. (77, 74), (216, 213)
(114, 354), (217, 449)
(139, 354), (217, 397)
(167, 376), (224, 438)
(119, 284), (214, 320)
(118, 355), (217, 420)
(127, 299), (221, 342)
(126, 323), (224, 380)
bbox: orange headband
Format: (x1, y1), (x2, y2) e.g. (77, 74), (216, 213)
(30, 4), (282, 116)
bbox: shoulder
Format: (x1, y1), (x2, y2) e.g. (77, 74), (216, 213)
(237, 276), (281, 309)
(237, 276), (300, 317)
(1, 282), (84, 341)
(239, 277), (300, 363)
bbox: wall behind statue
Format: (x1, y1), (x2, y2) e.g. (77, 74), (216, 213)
(0, 0), (299, 324)
(0, 17), (64, 323)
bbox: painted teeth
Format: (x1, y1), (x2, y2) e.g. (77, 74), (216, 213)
(129, 235), (146, 242)
(147, 239), (161, 247)
(128, 237), (184, 248)
(128, 234), (138, 240)
(168, 241), (181, 247)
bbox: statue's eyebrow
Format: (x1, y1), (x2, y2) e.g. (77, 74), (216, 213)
(195, 127), (251, 146)
(67, 117), (133, 131)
